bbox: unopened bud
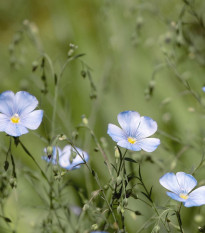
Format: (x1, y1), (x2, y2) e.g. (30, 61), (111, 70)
(82, 115), (88, 125)
(83, 203), (89, 211)
(52, 165), (58, 174)
(194, 214), (204, 223)
(116, 176), (122, 185)
(100, 137), (108, 149)
(71, 131), (78, 140)
(122, 198), (128, 207)
(68, 49), (74, 57)
(32, 61), (39, 72)
(170, 160), (176, 170)
(46, 146), (53, 156)
(136, 17), (143, 28)
(91, 224), (98, 230)
(9, 177), (17, 188)
(81, 70), (86, 78)
(117, 205), (121, 214)
(8, 44), (14, 53)
(153, 225), (160, 233)
(115, 146), (120, 159)
(58, 134), (67, 141)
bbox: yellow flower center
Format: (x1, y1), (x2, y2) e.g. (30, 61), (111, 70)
(127, 137), (137, 144)
(10, 114), (20, 124)
(179, 193), (188, 200)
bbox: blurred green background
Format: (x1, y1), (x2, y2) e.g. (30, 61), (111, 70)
(1, 0), (205, 232)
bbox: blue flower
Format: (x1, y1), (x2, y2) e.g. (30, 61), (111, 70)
(0, 91), (43, 137)
(159, 172), (205, 207)
(42, 145), (89, 170)
(90, 232), (109, 233)
(202, 86), (205, 92)
(107, 111), (160, 152)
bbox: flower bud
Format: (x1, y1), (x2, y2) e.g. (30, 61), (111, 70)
(52, 165), (58, 174)
(115, 146), (120, 159)
(9, 177), (17, 188)
(100, 137), (108, 149)
(117, 205), (121, 214)
(83, 203), (89, 211)
(81, 70), (86, 78)
(46, 146), (53, 156)
(122, 198), (128, 207)
(152, 225), (160, 233)
(68, 49), (74, 57)
(82, 115), (88, 125)
(58, 134), (67, 141)
(116, 176), (122, 185)
(71, 131), (78, 140)
(32, 61), (39, 72)
(91, 224), (98, 230)
(194, 214), (204, 223)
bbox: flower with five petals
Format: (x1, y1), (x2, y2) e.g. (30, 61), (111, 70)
(0, 91), (43, 137)
(107, 111), (160, 152)
(42, 145), (89, 170)
(159, 172), (205, 207)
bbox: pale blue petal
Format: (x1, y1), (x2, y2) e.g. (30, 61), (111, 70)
(4, 122), (28, 137)
(107, 124), (126, 142)
(21, 110), (43, 130)
(0, 91), (15, 116)
(42, 147), (62, 164)
(184, 186), (205, 207)
(117, 111), (141, 136)
(202, 87), (205, 92)
(117, 139), (141, 151)
(14, 91), (39, 116)
(0, 113), (10, 132)
(60, 145), (89, 170)
(176, 172), (197, 194)
(91, 232), (109, 233)
(159, 173), (181, 194)
(166, 192), (186, 203)
(42, 156), (57, 165)
(137, 138), (160, 152)
(136, 116), (158, 139)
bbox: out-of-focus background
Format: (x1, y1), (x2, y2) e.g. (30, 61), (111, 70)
(1, 0), (205, 232)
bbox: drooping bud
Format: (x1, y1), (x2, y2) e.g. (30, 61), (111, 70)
(83, 203), (89, 211)
(122, 198), (128, 207)
(116, 176), (122, 185)
(91, 224), (98, 230)
(115, 146), (120, 159)
(81, 115), (88, 125)
(46, 146), (53, 157)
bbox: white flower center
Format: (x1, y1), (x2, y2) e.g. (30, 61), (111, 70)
(127, 137), (137, 144)
(10, 113), (20, 124)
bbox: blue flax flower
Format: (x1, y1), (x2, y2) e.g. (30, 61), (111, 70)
(159, 172), (205, 207)
(202, 86), (205, 92)
(0, 90), (43, 137)
(107, 111), (160, 152)
(91, 232), (109, 233)
(42, 145), (89, 170)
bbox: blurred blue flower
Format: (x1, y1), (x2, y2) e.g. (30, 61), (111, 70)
(42, 145), (89, 170)
(107, 111), (160, 152)
(202, 86), (205, 92)
(0, 90), (43, 137)
(159, 172), (205, 207)
(91, 232), (109, 233)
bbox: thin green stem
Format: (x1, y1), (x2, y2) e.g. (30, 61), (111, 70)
(18, 139), (49, 184)
(176, 203), (184, 233)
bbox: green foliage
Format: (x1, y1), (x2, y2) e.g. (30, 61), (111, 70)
(0, 0), (205, 232)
